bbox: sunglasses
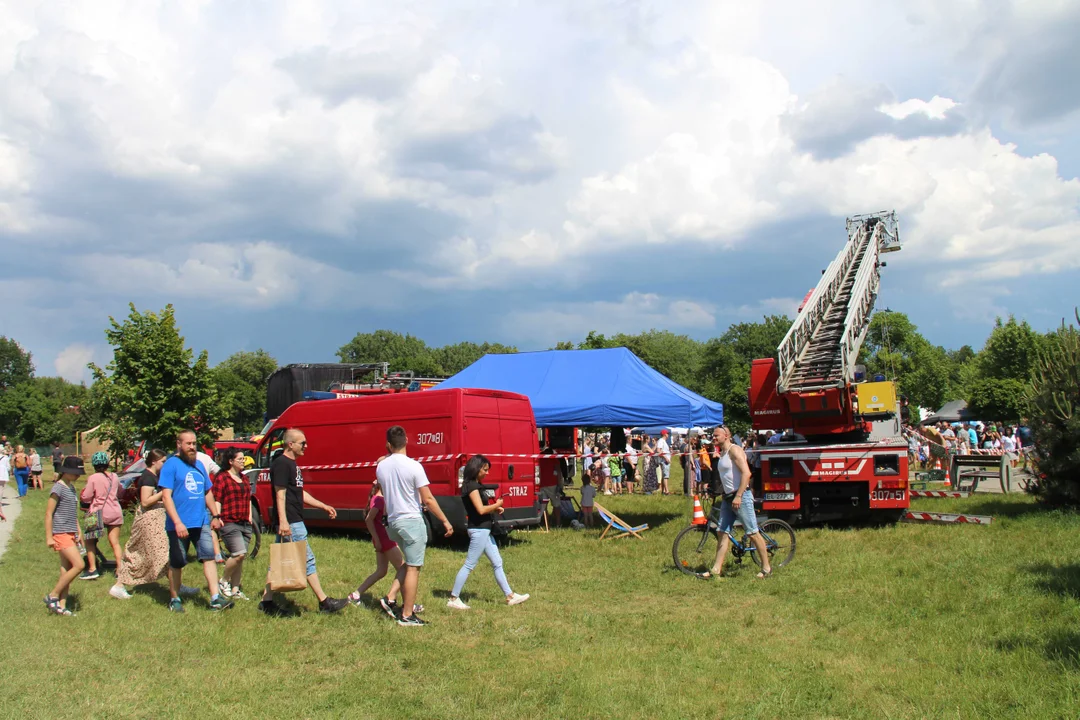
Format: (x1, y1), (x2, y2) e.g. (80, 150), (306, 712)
(290, 440), (308, 448)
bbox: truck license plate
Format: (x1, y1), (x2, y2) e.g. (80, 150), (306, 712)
(871, 490), (905, 501)
(765, 492), (795, 501)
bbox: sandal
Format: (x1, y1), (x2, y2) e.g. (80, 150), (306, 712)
(755, 569), (773, 580)
(700, 568), (724, 580)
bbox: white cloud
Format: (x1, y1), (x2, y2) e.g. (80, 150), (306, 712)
(0, 0), (1078, 355)
(54, 343), (97, 384)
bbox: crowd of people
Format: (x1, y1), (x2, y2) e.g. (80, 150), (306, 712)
(35, 427), (530, 624)
(903, 418), (1033, 468)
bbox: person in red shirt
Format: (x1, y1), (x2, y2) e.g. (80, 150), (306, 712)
(211, 448), (254, 600)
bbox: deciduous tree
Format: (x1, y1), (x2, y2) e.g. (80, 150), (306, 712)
(0, 336), (34, 390)
(89, 304), (225, 454)
(212, 350), (278, 433)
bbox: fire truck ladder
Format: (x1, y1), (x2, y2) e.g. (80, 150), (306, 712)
(776, 211), (901, 394)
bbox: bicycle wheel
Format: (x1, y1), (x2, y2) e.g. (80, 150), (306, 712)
(672, 524), (719, 578)
(750, 519), (796, 569)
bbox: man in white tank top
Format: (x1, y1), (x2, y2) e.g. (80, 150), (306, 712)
(704, 426), (773, 580)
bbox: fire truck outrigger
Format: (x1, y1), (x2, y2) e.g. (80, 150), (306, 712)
(748, 211), (909, 524)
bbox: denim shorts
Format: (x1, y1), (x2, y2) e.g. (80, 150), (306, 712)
(166, 525), (216, 569)
(275, 521), (316, 576)
(716, 490), (760, 536)
(388, 517), (429, 567)
(221, 522), (252, 556)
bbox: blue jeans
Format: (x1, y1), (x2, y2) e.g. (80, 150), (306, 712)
(716, 490), (760, 536)
(274, 521), (317, 576)
(15, 469), (29, 497)
(451, 528), (512, 598)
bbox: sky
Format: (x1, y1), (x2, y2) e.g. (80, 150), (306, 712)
(2, 0), (1079, 384)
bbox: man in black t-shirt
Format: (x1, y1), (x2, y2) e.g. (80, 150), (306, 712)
(51, 442), (64, 475)
(259, 428), (349, 616)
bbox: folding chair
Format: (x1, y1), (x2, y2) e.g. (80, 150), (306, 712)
(593, 502), (649, 540)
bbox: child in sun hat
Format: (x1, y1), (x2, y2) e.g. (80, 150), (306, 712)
(44, 456), (87, 616)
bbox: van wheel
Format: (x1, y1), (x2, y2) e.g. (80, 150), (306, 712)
(248, 503), (263, 560)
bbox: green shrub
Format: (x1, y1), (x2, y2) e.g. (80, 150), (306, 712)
(1025, 309), (1080, 507)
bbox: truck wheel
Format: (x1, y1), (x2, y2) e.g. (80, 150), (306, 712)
(248, 503), (263, 560)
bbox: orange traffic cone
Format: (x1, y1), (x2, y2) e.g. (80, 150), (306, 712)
(691, 495), (707, 525)
(943, 463), (952, 488)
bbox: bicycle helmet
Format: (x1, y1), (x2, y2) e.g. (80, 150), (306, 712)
(91, 451), (110, 467)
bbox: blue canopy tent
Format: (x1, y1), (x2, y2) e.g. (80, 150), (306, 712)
(438, 348), (723, 427)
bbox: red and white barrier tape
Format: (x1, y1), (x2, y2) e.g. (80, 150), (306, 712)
(902, 511), (992, 525)
(909, 491), (970, 498)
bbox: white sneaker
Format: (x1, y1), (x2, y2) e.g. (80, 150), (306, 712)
(507, 593), (530, 606)
(446, 597), (471, 610)
(603, 490), (613, 495)
(179, 585), (199, 596)
(232, 588), (250, 601)
(219, 580), (233, 598)
(109, 584), (132, 600)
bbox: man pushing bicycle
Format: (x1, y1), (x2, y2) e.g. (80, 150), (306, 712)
(703, 426), (773, 580)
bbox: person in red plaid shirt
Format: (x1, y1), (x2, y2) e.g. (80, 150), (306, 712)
(212, 448), (254, 600)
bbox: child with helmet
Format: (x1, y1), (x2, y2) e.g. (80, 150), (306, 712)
(79, 451), (128, 596)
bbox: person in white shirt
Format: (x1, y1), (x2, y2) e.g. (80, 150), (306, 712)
(656, 431), (672, 495)
(0, 451), (10, 501)
(623, 443), (638, 494)
(376, 425), (453, 627)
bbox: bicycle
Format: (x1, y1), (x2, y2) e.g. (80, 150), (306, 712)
(672, 497), (796, 578)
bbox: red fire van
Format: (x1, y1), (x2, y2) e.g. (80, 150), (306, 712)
(247, 388), (543, 540)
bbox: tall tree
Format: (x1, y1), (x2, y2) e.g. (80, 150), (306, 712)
(434, 341), (517, 376)
(212, 350), (278, 434)
(861, 311), (953, 411)
(0, 377), (93, 446)
(89, 304), (226, 454)
(336, 330), (443, 376)
(697, 315), (791, 431)
(608, 329), (704, 389)
(968, 316), (1044, 420)
(0, 336), (34, 390)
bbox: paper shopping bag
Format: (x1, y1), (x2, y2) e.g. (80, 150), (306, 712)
(269, 541), (309, 592)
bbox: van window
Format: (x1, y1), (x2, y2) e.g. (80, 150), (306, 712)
(256, 428), (285, 469)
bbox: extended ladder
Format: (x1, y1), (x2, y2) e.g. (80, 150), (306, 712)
(776, 212), (900, 394)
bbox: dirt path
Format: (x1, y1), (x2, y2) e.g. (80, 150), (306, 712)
(0, 487), (23, 559)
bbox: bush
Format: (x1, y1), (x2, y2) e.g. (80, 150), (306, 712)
(1025, 309), (1080, 507)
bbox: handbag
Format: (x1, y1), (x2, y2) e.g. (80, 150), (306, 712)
(268, 541), (309, 592)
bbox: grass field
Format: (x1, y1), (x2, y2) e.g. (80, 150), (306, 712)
(1, 468), (1078, 719)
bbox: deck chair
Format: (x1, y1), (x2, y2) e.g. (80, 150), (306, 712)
(593, 502), (649, 540)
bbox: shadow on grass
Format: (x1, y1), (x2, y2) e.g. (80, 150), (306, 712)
(1022, 562), (1080, 601)
(962, 497), (1051, 519)
(133, 582), (173, 607)
(995, 632), (1080, 670)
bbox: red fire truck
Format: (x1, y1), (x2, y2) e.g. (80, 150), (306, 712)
(749, 211), (909, 524)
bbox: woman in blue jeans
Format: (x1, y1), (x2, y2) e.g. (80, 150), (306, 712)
(446, 455), (530, 610)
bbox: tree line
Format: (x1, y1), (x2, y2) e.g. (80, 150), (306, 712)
(0, 304), (1063, 450)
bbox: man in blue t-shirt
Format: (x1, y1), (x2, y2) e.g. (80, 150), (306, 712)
(159, 430), (233, 613)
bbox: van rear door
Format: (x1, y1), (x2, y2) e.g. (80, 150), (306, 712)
(496, 395), (537, 512)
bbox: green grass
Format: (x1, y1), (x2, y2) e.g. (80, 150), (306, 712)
(1, 469), (1078, 719)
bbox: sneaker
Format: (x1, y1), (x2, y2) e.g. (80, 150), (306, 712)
(208, 595), (234, 612)
(603, 490), (613, 495)
(179, 585), (199, 596)
(109, 584), (132, 600)
(397, 613), (428, 627)
(78, 570), (100, 581)
(347, 591), (364, 607)
(232, 588), (250, 601)
(259, 600), (289, 617)
(412, 604), (425, 614)
(379, 596), (399, 619)
(507, 592), (530, 606)
(446, 596), (471, 611)
(218, 580), (233, 598)
(319, 597), (349, 614)
(169, 598), (184, 613)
